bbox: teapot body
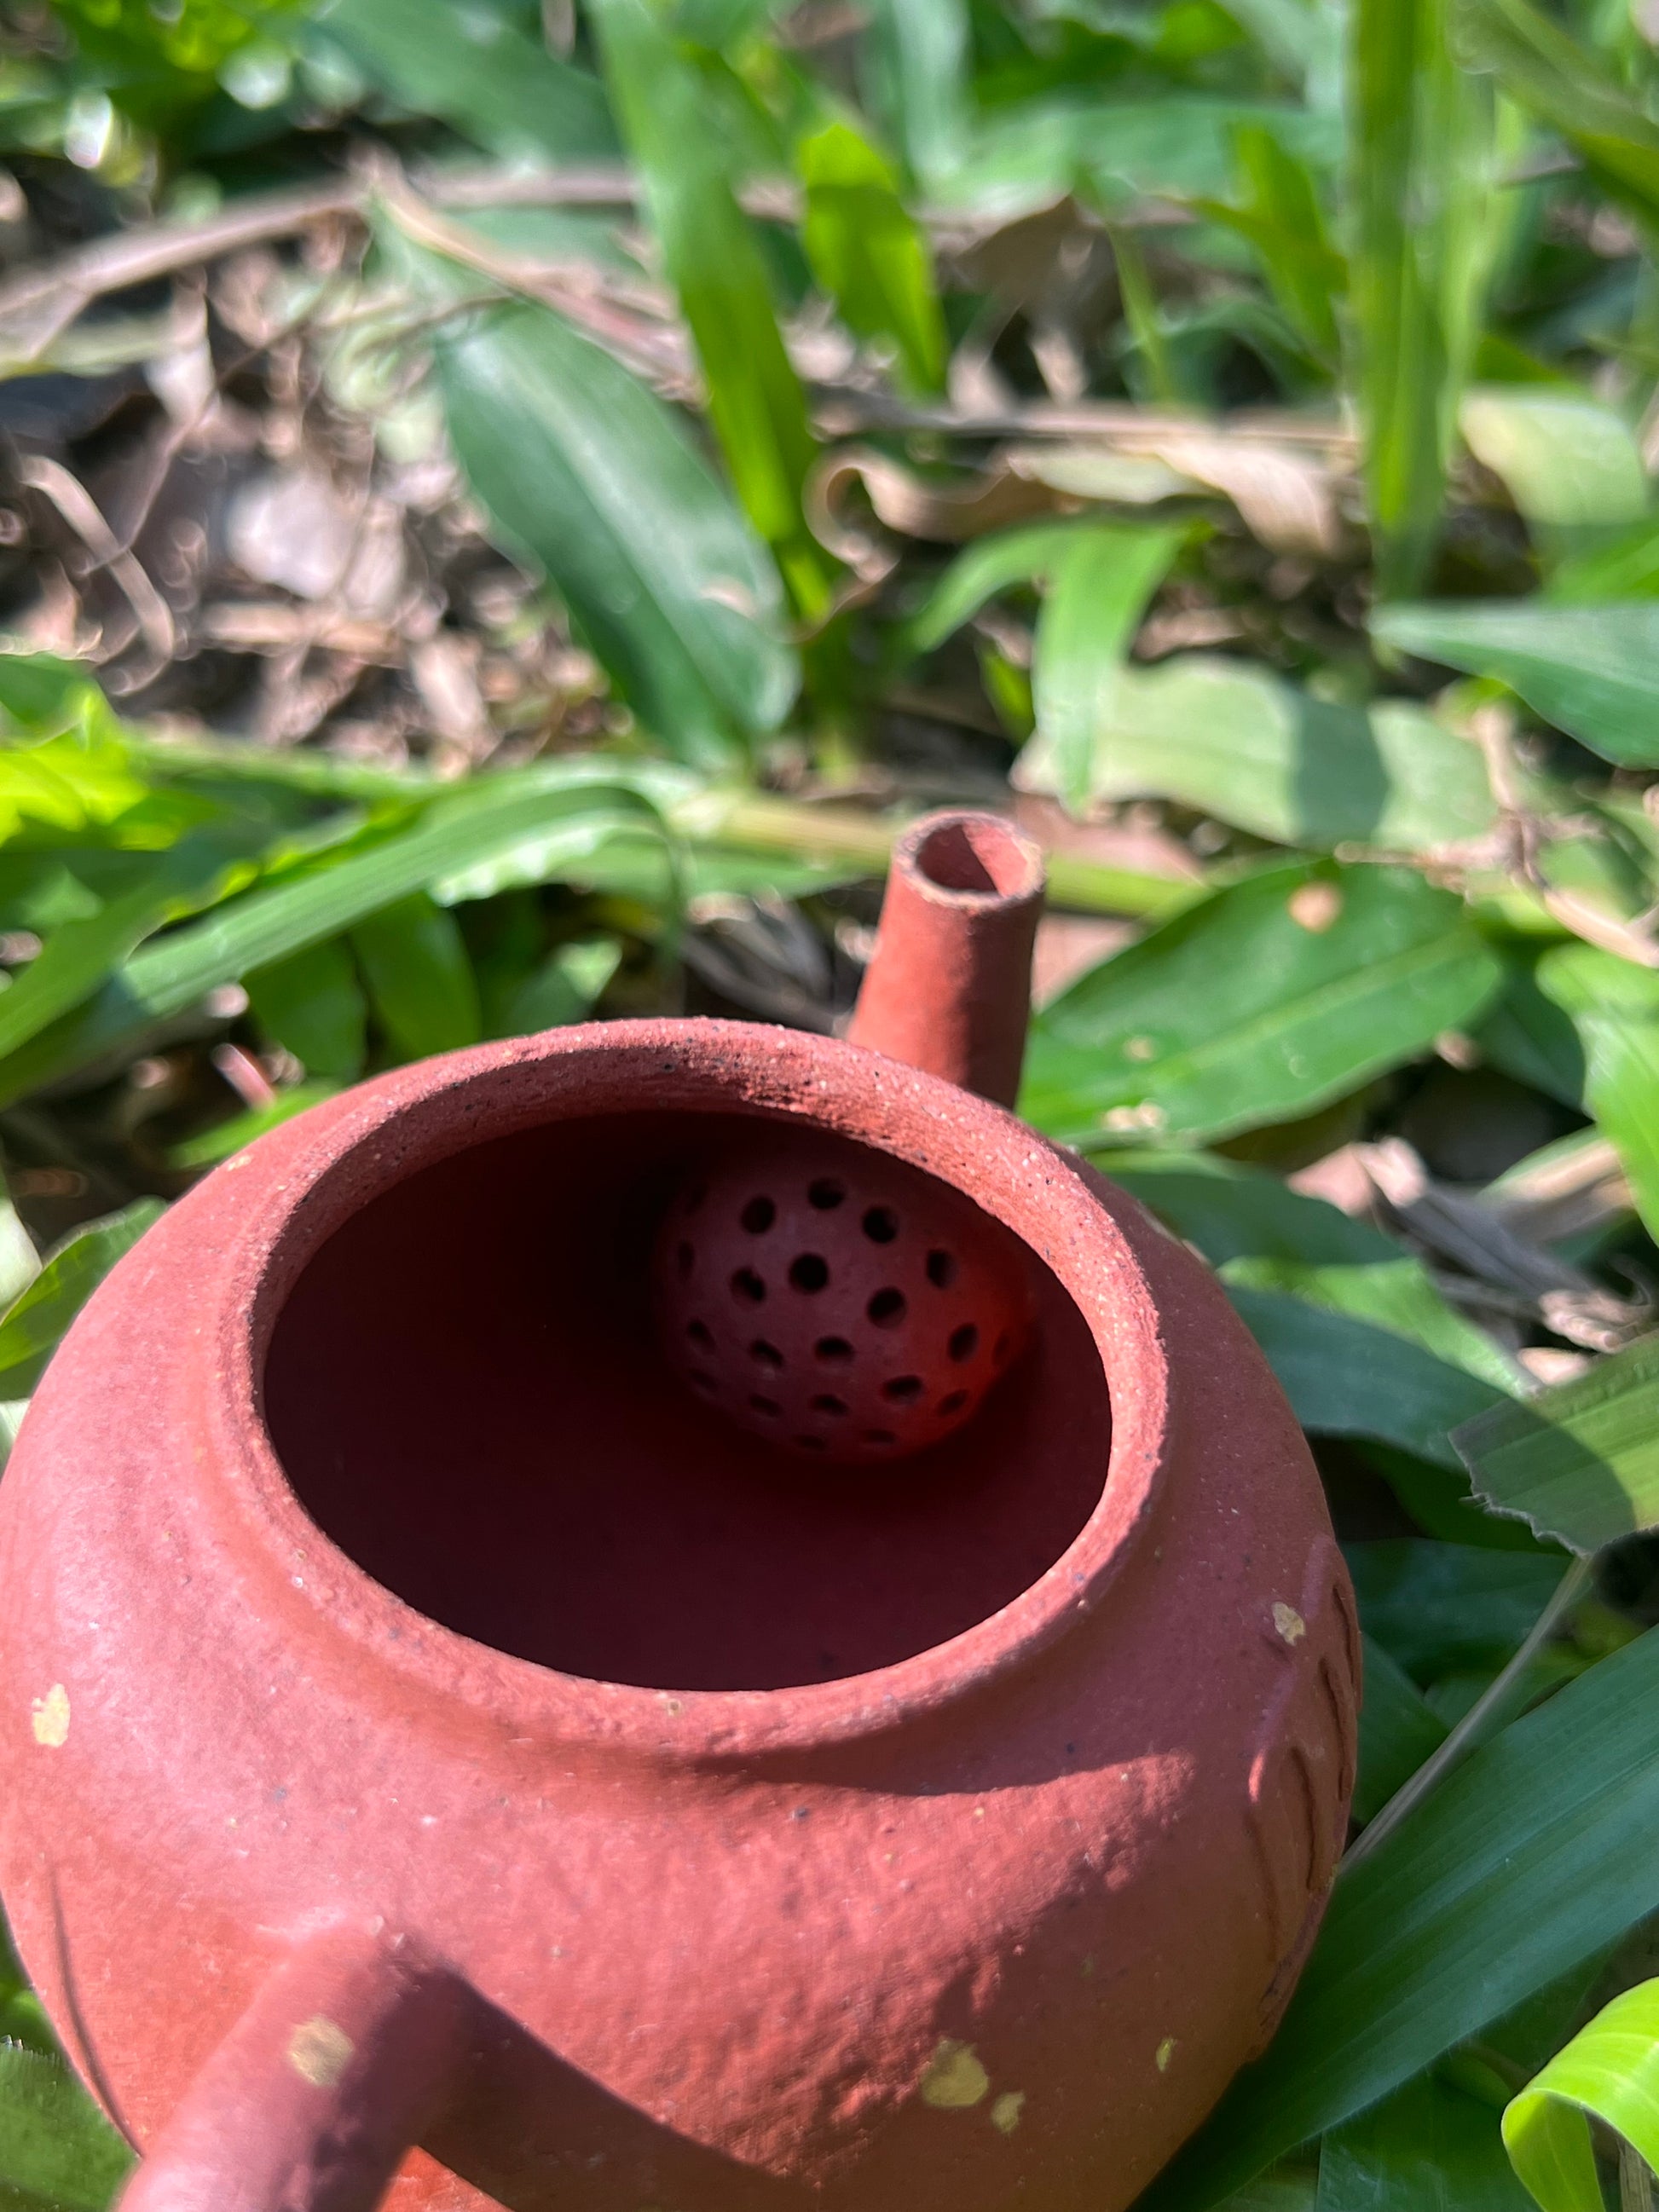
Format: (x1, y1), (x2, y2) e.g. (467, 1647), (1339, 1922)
(0, 1019), (1357, 2212)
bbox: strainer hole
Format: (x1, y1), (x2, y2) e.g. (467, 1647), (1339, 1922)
(815, 1335), (854, 1364)
(789, 1253), (830, 1294)
(749, 1339), (783, 1368)
(862, 1429), (899, 1447)
(731, 1268), (766, 1305)
(685, 1320), (714, 1352)
(807, 1178), (847, 1210)
(810, 1394), (848, 1417)
(882, 1375), (923, 1404)
(926, 1249), (958, 1289)
(938, 1389), (968, 1416)
(862, 1205), (899, 1244)
(949, 1322), (980, 1362)
(868, 1288), (906, 1328)
(741, 1195), (776, 1234)
(675, 1241), (694, 1280)
(749, 1395), (781, 1418)
(794, 1434), (829, 1453)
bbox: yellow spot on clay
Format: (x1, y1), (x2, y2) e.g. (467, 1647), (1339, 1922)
(1156, 2038), (1176, 2073)
(991, 2092), (1026, 2134)
(1287, 881), (1342, 933)
(31, 1684), (69, 1748)
(1273, 1603), (1306, 1645)
(1124, 1036), (1157, 1062)
(921, 2041), (990, 2110)
(287, 2015), (354, 2088)
(660, 1696), (684, 1717)
(1080, 1955), (1095, 1978)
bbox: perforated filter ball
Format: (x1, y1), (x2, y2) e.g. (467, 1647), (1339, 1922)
(653, 1133), (1032, 1464)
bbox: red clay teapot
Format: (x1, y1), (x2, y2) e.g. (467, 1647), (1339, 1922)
(0, 811), (1358, 2212)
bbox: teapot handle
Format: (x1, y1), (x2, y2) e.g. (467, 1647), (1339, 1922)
(116, 1927), (471, 2212)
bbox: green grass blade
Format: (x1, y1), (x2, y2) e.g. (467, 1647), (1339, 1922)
(860, 0), (971, 186)
(1462, 0), (1659, 228)
(0, 776), (662, 1108)
(1346, 0), (1494, 595)
(798, 118), (946, 394)
(590, 0), (834, 618)
(1147, 1620), (1659, 2210)
(1030, 523), (1185, 811)
(1537, 944), (1659, 1236)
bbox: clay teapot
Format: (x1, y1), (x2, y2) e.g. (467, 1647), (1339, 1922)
(0, 811), (1358, 2212)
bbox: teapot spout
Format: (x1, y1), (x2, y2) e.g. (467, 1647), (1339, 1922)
(847, 811), (1044, 1110)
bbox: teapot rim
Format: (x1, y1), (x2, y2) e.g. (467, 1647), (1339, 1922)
(194, 1016), (1172, 1760)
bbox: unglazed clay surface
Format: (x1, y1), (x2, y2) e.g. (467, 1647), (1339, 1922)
(0, 1019), (1358, 2212)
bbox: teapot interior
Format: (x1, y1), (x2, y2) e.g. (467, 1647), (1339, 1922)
(261, 1109), (1113, 1692)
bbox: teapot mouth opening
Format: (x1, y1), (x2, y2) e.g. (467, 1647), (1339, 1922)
(218, 1020), (1169, 1755)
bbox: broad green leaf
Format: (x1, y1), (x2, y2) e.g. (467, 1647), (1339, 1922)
(0, 1198), (165, 1399)
(1462, 0), (1659, 228)
(899, 523), (1100, 661)
(1454, 1335), (1659, 1555)
(246, 938), (366, 1083)
(798, 118), (945, 394)
(1097, 1149), (1397, 1268)
(168, 1084), (342, 1170)
(1030, 524), (1186, 811)
(1226, 1285), (1505, 1467)
(1354, 1636), (1450, 1827)
(1018, 656), (1495, 851)
(861, 0), (969, 185)
(1345, 1541), (1568, 1683)
(1222, 1255), (1523, 1393)
(1460, 388), (1649, 561)
(0, 2045), (132, 2210)
(1361, 1441), (1562, 1554)
(350, 892), (481, 1060)
(321, 0), (616, 162)
(0, 773), (663, 1109)
(1021, 861), (1501, 1148)
(417, 277), (796, 769)
(934, 98), (1340, 223)
(498, 939), (622, 1036)
(1373, 603), (1659, 767)
(590, 0), (831, 616)
(1147, 1619), (1659, 2212)
(1503, 1978), (1659, 2212)
(1536, 944), (1659, 1237)
(1547, 516), (1659, 604)
(1219, 0), (1341, 99)
(1214, 123), (1343, 362)
(1345, 0), (1496, 595)
(1474, 952), (1586, 1111)
(1320, 2071), (1535, 2212)
(0, 651), (95, 736)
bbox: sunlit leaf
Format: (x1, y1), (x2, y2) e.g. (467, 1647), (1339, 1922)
(1535, 943), (1659, 1236)
(0, 1198), (165, 1399)
(1502, 1978), (1659, 2212)
(0, 2045), (132, 2211)
(1454, 1335), (1659, 1555)
(1460, 387), (1649, 563)
(798, 118), (945, 393)
(1022, 860), (1501, 1148)
(1373, 603), (1659, 767)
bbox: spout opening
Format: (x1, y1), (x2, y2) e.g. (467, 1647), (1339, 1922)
(908, 814), (1042, 905)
